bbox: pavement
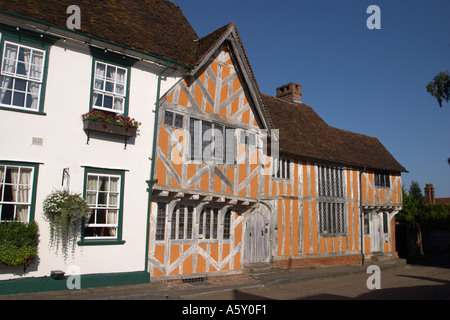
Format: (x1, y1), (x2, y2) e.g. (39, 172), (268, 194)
(0, 257), (410, 300)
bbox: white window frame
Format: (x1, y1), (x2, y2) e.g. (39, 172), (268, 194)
(92, 60), (128, 114)
(0, 164), (34, 223)
(84, 172), (121, 240)
(0, 41), (45, 112)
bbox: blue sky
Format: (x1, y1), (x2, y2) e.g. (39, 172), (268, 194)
(177, 0), (450, 198)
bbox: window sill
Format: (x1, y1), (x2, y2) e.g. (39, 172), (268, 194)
(77, 239), (126, 246)
(0, 105), (46, 116)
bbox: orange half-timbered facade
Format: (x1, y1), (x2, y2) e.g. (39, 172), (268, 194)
(148, 24), (406, 280)
(261, 89), (406, 268)
(148, 24), (273, 278)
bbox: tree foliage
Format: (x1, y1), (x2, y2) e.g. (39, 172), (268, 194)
(426, 71), (450, 108)
(398, 181), (450, 231)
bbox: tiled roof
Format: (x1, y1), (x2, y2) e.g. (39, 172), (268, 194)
(262, 93), (407, 172)
(1, 1), (406, 173)
(0, 0), (199, 66)
(436, 198), (450, 205)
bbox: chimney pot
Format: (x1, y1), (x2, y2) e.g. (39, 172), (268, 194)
(276, 82), (302, 103)
(424, 183), (435, 204)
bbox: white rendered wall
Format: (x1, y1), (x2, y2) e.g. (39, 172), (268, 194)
(0, 38), (182, 280)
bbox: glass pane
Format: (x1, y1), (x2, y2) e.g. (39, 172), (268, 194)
(26, 88), (40, 110)
(30, 51), (44, 80)
(1, 204), (14, 221)
(116, 68), (126, 84)
(87, 176), (98, 191)
(94, 79), (104, 91)
(95, 62), (106, 78)
(110, 177), (119, 192)
(107, 209), (118, 224)
(16, 62), (27, 76)
(12, 91), (25, 107)
(93, 93), (103, 107)
(86, 192), (97, 206)
(115, 84), (124, 95)
(109, 193), (118, 207)
(3, 44), (18, 74)
(113, 97), (123, 111)
(164, 111), (174, 126)
(1, 88), (12, 105)
(105, 81), (114, 93)
(96, 209), (106, 224)
(103, 95), (113, 109)
(174, 114), (184, 128)
(87, 211), (96, 224)
(15, 205), (29, 222)
(97, 192), (108, 206)
(106, 65), (116, 81)
(14, 78), (27, 91)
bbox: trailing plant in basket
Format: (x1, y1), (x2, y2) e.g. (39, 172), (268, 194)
(43, 190), (92, 259)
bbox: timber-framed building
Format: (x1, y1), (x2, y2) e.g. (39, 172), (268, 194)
(0, 0), (406, 293)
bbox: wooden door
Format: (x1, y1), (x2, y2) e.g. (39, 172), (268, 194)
(370, 212), (383, 253)
(243, 210), (270, 264)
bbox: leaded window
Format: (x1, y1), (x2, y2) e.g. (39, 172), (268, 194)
(189, 117), (236, 165)
(318, 165), (346, 236)
(375, 172), (391, 188)
(171, 204), (193, 240)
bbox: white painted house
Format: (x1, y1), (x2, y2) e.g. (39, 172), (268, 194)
(0, 0), (197, 294)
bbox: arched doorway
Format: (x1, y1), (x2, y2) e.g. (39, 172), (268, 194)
(243, 208), (271, 265)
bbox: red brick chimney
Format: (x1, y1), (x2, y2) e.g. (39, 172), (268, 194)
(276, 82), (302, 103)
(424, 184), (435, 204)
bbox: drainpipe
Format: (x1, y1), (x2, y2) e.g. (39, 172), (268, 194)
(360, 167), (366, 265)
(144, 61), (171, 281)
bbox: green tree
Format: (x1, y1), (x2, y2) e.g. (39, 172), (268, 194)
(427, 71), (450, 108)
(397, 181), (426, 222)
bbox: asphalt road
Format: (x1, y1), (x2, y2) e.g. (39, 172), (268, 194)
(183, 255), (450, 300)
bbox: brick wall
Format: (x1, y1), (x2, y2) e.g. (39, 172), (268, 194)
(273, 254), (362, 269)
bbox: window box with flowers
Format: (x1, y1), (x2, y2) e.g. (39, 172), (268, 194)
(82, 110), (141, 147)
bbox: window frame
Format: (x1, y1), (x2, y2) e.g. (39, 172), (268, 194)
(0, 29), (51, 115)
(317, 164), (347, 237)
(163, 110), (184, 129)
(374, 172), (391, 188)
(189, 117), (237, 165)
(89, 55), (131, 118)
(198, 207), (219, 241)
(170, 204), (194, 241)
(272, 158), (292, 180)
(154, 203), (232, 243)
(0, 161), (39, 224)
(79, 167), (126, 246)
